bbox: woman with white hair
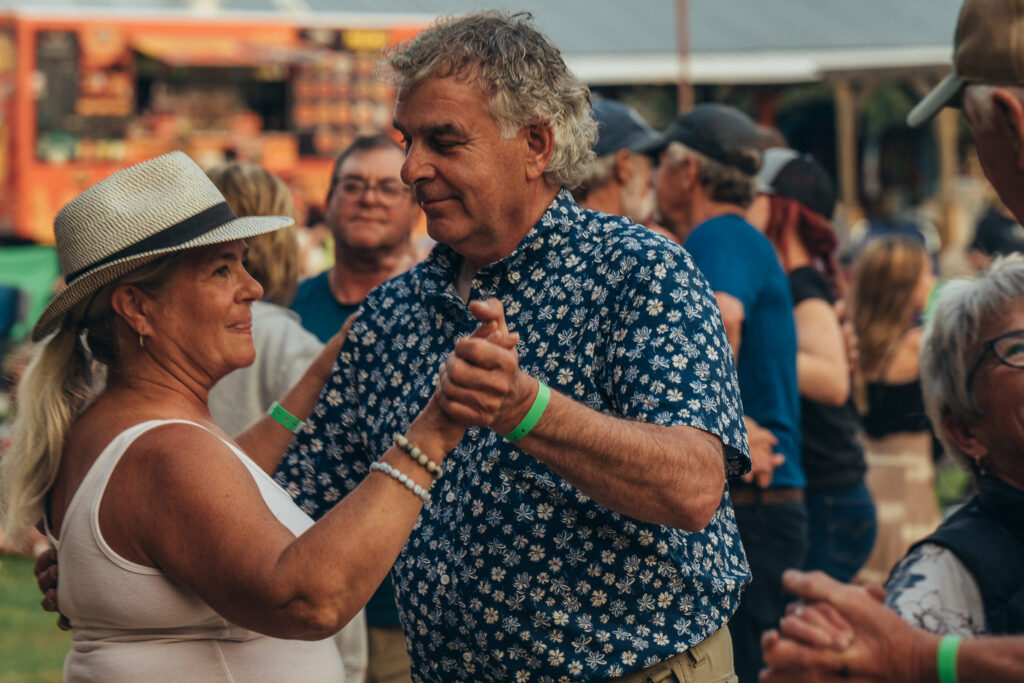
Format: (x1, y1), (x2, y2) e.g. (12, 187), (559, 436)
(884, 255), (1024, 636)
(0, 152), (518, 681)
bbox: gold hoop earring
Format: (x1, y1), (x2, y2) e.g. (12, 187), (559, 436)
(139, 334), (145, 349)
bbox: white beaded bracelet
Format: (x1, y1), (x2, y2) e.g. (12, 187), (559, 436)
(370, 461), (432, 504)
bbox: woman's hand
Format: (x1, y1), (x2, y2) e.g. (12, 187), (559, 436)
(435, 298), (527, 430)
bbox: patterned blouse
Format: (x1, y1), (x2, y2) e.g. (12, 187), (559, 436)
(275, 190), (752, 682)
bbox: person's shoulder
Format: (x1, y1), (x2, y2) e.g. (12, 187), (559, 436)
(790, 266), (834, 305)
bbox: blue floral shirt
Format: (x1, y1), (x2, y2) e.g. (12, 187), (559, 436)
(275, 190), (751, 682)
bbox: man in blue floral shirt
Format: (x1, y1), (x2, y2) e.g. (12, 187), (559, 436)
(276, 11), (751, 682)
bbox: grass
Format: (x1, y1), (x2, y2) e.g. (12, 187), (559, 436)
(0, 553), (69, 683)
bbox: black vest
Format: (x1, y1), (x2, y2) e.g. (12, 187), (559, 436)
(912, 477), (1024, 635)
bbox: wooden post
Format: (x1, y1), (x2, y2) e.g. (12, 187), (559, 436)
(675, 0), (694, 114)
(934, 107), (961, 250)
(834, 78), (861, 230)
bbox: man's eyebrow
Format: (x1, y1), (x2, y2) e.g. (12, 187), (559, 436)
(394, 121), (466, 138)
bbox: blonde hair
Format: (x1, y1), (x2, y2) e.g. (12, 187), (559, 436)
(206, 163), (300, 305)
(0, 255), (182, 543)
(850, 236), (930, 378)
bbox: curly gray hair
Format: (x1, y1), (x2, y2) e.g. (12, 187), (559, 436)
(381, 10), (596, 190)
(921, 254), (1024, 476)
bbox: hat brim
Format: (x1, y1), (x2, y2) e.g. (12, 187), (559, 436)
(32, 214), (293, 341)
(634, 133), (668, 156)
(907, 71), (965, 128)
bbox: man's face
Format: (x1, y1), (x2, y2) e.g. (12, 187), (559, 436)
(324, 146), (419, 252)
(653, 147), (696, 236)
(394, 75), (532, 262)
(620, 152), (654, 224)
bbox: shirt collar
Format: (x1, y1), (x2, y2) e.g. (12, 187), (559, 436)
(418, 188), (583, 294)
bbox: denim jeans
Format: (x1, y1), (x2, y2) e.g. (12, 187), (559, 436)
(803, 483), (877, 582)
(729, 501), (808, 683)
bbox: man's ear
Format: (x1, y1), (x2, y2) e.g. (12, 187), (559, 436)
(109, 284), (155, 338)
(941, 412), (989, 462)
(991, 88), (1024, 170)
(612, 148), (634, 185)
(523, 121), (555, 182)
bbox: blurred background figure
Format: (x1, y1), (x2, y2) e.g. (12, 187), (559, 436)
(645, 103), (803, 683)
(290, 134), (421, 344)
(886, 254), (1024, 636)
(849, 236), (940, 585)
(750, 148), (876, 583)
(968, 196), (1024, 272)
(573, 98), (669, 237)
(205, 161), (367, 683)
(0, 340), (49, 557)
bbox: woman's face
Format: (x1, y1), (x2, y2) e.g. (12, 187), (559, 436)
(146, 240), (263, 385)
(964, 300), (1024, 489)
(911, 263), (935, 311)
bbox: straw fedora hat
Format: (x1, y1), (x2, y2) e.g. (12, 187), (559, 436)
(33, 151), (293, 341)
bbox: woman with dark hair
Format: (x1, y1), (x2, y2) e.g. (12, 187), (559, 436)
(749, 148), (876, 582)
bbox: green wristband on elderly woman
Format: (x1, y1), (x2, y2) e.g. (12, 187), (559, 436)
(937, 635), (962, 683)
(503, 380), (550, 443)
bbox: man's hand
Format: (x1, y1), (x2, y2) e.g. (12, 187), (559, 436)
(741, 416), (785, 488)
(759, 570), (938, 683)
(435, 298), (528, 430)
(34, 546), (71, 630)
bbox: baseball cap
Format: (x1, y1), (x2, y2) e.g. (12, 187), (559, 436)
(638, 103), (762, 175)
(755, 148), (836, 219)
(591, 99), (663, 157)
(908, 0), (1024, 127)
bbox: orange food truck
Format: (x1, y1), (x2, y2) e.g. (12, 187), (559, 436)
(0, 10), (424, 242)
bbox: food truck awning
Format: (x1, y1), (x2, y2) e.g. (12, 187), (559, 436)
(132, 35), (318, 68)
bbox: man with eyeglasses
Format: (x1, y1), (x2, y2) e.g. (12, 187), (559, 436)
(290, 134), (422, 344)
(289, 133), (422, 683)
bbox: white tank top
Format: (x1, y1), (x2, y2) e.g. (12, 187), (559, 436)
(46, 419), (346, 682)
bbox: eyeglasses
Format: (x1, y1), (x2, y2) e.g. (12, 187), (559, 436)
(965, 329), (1024, 391)
(336, 177), (410, 205)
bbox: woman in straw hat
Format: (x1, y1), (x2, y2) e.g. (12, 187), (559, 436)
(0, 152), (517, 681)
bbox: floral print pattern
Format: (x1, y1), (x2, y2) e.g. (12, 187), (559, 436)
(275, 191), (751, 682)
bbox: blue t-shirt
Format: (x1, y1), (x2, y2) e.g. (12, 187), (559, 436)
(290, 270), (361, 343)
(685, 214), (804, 489)
(276, 190), (752, 682)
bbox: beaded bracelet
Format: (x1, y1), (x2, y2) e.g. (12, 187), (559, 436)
(267, 401), (303, 433)
(937, 635), (962, 683)
(393, 433), (443, 479)
(370, 461), (431, 504)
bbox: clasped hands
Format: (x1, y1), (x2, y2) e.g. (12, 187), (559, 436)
(433, 298), (537, 434)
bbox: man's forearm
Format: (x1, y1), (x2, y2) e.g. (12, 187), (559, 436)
(506, 380), (727, 530)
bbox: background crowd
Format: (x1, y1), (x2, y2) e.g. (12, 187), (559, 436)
(0, 3), (1022, 683)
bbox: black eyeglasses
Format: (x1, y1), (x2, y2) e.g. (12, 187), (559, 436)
(336, 177), (410, 205)
(965, 329), (1024, 391)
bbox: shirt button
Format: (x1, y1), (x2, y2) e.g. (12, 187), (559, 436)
(445, 492), (456, 503)
(440, 574), (451, 585)
(463, 652), (473, 663)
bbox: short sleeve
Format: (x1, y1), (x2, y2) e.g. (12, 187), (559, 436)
(604, 232), (750, 476)
(884, 543), (986, 636)
(789, 266), (835, 306)
(684, 219), (763, 311)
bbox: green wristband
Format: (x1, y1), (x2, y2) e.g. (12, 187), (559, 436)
(503, 380), (550, 443)
(937, 635), (962, 683)
(268, 401), (303, 434)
